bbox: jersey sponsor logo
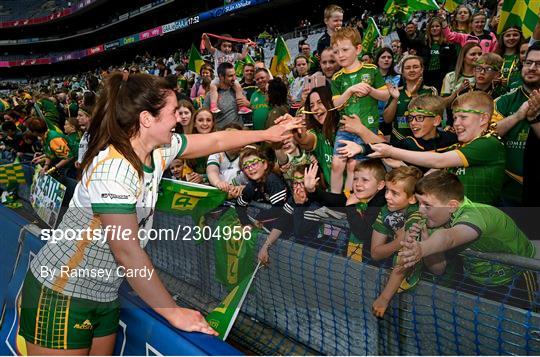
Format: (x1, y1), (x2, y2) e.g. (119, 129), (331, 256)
(361, 74), (373, 85)
(101, 193), (130, 200)
(74, 320), (93, 330)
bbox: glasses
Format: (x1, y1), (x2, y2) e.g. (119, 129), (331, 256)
(523, 60), (540, 68)
(406, 114), (434, 123)
(242, 158), (265, 171)
(292, 175), (304, 187)
(474, 66), (497, 73)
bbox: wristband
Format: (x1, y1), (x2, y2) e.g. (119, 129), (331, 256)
(46, 166), (57, 175)
(360, 143), (374, 155)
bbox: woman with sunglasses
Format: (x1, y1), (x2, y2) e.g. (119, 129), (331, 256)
(383, 55), (437, 146)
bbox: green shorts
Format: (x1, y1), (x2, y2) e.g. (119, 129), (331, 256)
(19, 271), (120, 350)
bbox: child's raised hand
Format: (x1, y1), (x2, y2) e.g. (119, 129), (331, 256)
(303, 163), (319, 193)
(367, 143), (393, 158)
(350, 83), (372, 97)
(336, 140), (363, 158)
(339, 114), (364, 135)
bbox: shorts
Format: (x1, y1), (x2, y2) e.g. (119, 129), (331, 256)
(333, 130), (376, 161)
(19, 272), (120, 350)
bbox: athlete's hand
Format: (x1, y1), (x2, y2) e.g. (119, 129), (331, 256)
(264, 116), (304, 142)
(168, 307), (218, 336)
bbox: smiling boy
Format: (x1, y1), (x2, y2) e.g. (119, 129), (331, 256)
(399, 171), (537, 310)
(368, 91), (506, 205)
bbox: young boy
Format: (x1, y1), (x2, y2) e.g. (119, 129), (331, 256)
(316, 5), (344, 56)
(304, 160), (386, 262)
(471, 53), (508, 99)
(331, 27), (390, 194)
(399, 170), (537, 310)
(337, 95), (458, 171)
(370, 166), (424, 317)
(202, 33), (252, 115)
(368, 91), (506, 206)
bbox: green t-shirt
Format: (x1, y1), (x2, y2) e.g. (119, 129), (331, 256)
(67, 102), (79, 117)
(308, 128), (333, 186)
(493, 86), (530, 205)
(450, 135), (506, 205)
(501, 54), (521, 89)
(428, 43), (441, 72)
(451, 197), (535, 286)
(331, 63), (386, 131)
(372, 203), (422, 238)
(250, 89), (270, 130)
(389, 85), (438, 145)
(37, 98), (61, 131)
(66, 132), (81, 159)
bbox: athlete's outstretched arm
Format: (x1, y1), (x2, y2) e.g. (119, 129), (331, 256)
(103, 213), (218, 336)
(181, 117), (302, 159)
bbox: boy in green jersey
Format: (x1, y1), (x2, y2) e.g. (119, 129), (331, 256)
(367, 91), (506, 205)
(330, 26), (389, 194)
(370, 166), (425, 317)
(399, 171), (537, 310)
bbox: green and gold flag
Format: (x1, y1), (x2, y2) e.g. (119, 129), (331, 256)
(234, 53), (255, 77)
(206, 262), (261, 340)
(384, 0), (411, 21)
(213, 207), (260, 290)
(362, 17), (381, 56)
(156, 179), (227, 223)
(0, 162), (26, 185)
(442, 0), (463, 12)
(409, 0), (440, 11)
(497, 0), (540, 38)
(269, 37), (291, 77)
(187, 44), (205, 74)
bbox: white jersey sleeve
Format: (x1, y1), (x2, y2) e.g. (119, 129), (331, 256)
(88, 158), (139, 214)
(161, 133), (188, 168)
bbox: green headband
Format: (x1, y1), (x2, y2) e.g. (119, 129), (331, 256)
(292, 175), (305, 181)
(454, 108), (486, 115)
(408, 108), (437, 116)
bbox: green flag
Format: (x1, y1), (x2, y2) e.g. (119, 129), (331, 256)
(442, 0), (463, 12)
(269, 37), (291, 77)
(206, 262), (261, 340)
(362, 17), (381, 56)
(409, 0), (439, 11)
(155, 179), (227, 223)
(213, 208), (260, 290)
(0, 162), (26, 185)
(187, 44), (205, 74)
(497, 0), (540, 38)
(384, 0), (411, 21)
(234, 53), (255, 77)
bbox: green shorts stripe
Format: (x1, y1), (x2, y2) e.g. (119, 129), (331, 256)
(19, 272), (120, 350)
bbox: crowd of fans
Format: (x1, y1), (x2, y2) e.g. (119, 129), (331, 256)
(1, 0), (539, 316)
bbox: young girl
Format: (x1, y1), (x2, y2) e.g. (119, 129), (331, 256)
(169, 157), (192, 181)
(450, 4), (471, 34)
(186, 108), (215, 183)
(496, 26), (524, 89)
(176, 99), (195, 134)
(202, 33), (252, 115)
(441, 42), (482, 101)
(237, 146), (288, 229)
(19, 72), (300, 355)
(424, 17), (457, 88)
(442, 11), (498, 53)
(76, 105), (93, 169)
(190, 64), (213, 109)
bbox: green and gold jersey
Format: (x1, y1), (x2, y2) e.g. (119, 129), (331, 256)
(308, 128), (333, 186)
(66, 132), (82, 159)
(501, 54), (521, 89)
(389, 85), (438, 145)
(450, 134), (506, 205)
(44, 130), (72, 160)
(492, 86), (530, 205)
(250, 89), (269, 130)
(373, 203), (422, 238)
(37, 98), (61, 130)
(331, 63), (386, 131)
(30, 133), (187, 302)
(451, 197), (535, 286)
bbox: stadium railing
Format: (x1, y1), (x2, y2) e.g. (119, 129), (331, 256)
(2, 164), (540, 355)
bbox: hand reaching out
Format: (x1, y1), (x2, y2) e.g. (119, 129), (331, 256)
(336, 140), (363, 158)
(303, 163), (320, 193)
